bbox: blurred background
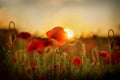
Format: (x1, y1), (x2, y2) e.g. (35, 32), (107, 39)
(0, 0), (120, 37)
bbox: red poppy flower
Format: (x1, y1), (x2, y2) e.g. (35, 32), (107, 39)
(43, 39), (54, 47)
(99, 50), (120, 65)
(98, 51), (110, 60)
(17, 32), (32, 39)
(71, 56), (82, 67)
(27, 39), (39, 53)
(46, 26), (68, 46)
(111, 53), (120, 64)
(36, 42), (45, 54)
(27, 39), (45, 54)
(12, 56), (17, 63)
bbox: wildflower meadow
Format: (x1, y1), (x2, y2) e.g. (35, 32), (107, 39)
(0, 21), (120, 80)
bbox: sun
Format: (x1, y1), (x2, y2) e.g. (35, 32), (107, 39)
(64, 28), (74, 39)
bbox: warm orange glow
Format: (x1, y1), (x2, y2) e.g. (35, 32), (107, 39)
(64, 28), (74, 39)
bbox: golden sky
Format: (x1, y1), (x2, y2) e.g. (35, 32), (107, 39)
(0, 0), (120, 37)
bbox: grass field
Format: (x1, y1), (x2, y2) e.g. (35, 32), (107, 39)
(0, 27), (120, 80)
